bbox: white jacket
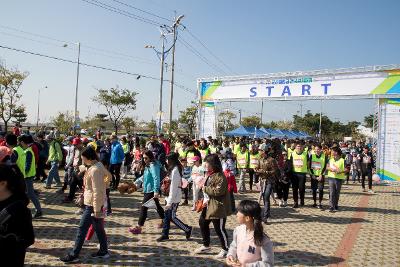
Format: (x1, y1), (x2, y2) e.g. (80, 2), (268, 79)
(166, 167), (182, 205)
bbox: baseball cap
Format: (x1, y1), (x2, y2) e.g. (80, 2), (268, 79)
(193, 156), (201, 162)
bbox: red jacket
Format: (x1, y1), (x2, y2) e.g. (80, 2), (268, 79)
(161, 140), (171, 155)
(224, 169), (237, 193)
(29, 143), (39, 167)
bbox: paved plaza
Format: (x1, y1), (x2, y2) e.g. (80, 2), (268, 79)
(25, 179), (400, 267)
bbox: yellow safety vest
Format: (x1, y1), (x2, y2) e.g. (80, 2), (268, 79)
(310, 153), (326, 176)
(13, 146), (26, 178)
(249, 152), (261, 169)
(233, 144), (241, 155)
(327, 157), (346, 179)
(209, 145), (217, 154)
(122, 143), (130, 154)
(236, 151), (249, 169)
(292, 151), (308, 173)
(198, 148), (209, 160)
(186, 151), (196, 167)
(287, 148), (294, 159)
(178, 148), (186, 159)
(25, 147), (36, 178)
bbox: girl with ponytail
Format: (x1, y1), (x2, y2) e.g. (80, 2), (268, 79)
(226, 200), (274, 267)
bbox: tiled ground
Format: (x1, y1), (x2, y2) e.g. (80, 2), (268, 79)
(25, 178), (400, 267)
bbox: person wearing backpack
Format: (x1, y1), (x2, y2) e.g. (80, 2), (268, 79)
(45, 135), (63, 189)
(0, 164), (35, 267)
(156, 152), (192, 242)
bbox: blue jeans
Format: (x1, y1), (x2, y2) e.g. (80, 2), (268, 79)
(262, 182), (273, 220)
(25, 177), (42, 212)
(328, 178), (343, 209)
(46, 161), (61, 186)
(72, 206), (108, 257)
(162, 203), (190, 237)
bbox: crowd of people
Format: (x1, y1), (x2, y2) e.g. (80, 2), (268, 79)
(0, 126), (377, 266)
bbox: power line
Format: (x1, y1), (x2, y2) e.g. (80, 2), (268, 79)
(110, 0), (171, 22)
(80, 0), (161, 26)
(0, 44), (197, 95)
(178, 37), (228, 75)
(181, 25), (237, 75)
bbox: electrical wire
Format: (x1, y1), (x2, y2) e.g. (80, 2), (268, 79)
(178, 37), (227, 75)
(80, 0), (161, 26)
(0, 44), (197, 95)
(110, 0), (171, 22)
(181, 25), (236, 75)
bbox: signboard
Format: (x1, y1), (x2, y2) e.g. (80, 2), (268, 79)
(200, 102), (216, 138)
(378, 99), (400, 181)
(200, 71), (400, 101)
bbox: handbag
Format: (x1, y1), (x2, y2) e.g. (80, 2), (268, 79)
(195, 198), (204, 213)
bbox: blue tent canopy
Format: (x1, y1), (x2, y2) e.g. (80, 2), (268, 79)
(224, 125), (252, 137)
(224, 126), (311, 139)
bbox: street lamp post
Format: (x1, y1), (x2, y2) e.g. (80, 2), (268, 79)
(36, 86), (47, 128)
(145, 35), (166, 135)
(168, 15), (184, 136)
(74, 42), (81, 134)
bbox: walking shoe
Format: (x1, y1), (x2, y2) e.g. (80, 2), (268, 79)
(335, 206), (339, 211)
(292, 203), (299, 209)
(312, 203), (317, 208)
(182, 200), (189, 206)
(91, 251), (110, 259)
(215, 249), (228, 259)
(60, 254), (79, 263)
(55, 183), (63, 187)
(194, 245), (211, 254)
(368, 189), (374, 194)
(191, 205), (196, 211)
(156, 235), (169, 242)
(283, 201), (287, 207)
(329, 207), (335, 213)
(362, 188), (367, 192)
(317, 204), (323, 210)
(300, 201), (305, 206)
(32, 211), (43, 219)
(106, 211), (112, 216)
(185, 226), (193, 240)
(128, 226), (142, 234)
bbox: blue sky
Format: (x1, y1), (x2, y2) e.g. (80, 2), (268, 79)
(1, 0), (399, 125)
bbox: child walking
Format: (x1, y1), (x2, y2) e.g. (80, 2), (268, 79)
(226, 200), (274, 267)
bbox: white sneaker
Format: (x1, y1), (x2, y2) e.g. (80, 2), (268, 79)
(368, 189), (374, 194)
(215, 249), (228, 259)
(194, 245), (211, 254)
(283, 201), (287, 207)
(278, 200), (283, 207)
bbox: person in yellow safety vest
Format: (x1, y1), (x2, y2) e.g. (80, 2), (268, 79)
(198, 138), (210, 161)
(174, 136), (183, 153)
(308, 144), (327, 209)
(233, 137), (241, 155)
(121, 136), (131, 179)
(184, 141), (201, 167)
(327, 147), (347, 212)
(18, 135), (43, 218)
(209, 139), (219, 154)
(248, 144), (261, 191)
(178, 141), (188, 159)
(290, 141), (308, 208)
(236, 143), (250, 193)
(287, 142), (296, 160)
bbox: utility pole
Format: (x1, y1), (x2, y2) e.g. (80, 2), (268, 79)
(168, 15), (184, 136)
(239, 109), (242, 125)
(319, 99), (322, 141)
(260, 101), (264, 124)
(74, 42), (81, 134)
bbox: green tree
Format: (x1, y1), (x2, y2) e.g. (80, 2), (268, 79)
(121, 117), (136, 134)
(92, 86), (137, 134)
(12, 105), (27, 124)
(218, 110), (237, 134)
(178, 104), (198, 137)
(51, 111), (74, 134)
(241, 116), (261, 127)
(293, 111), (332, 138)
(0, 63), (28, 131)
(364, 114), (374, 128)
(146, 119), (157, 135)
